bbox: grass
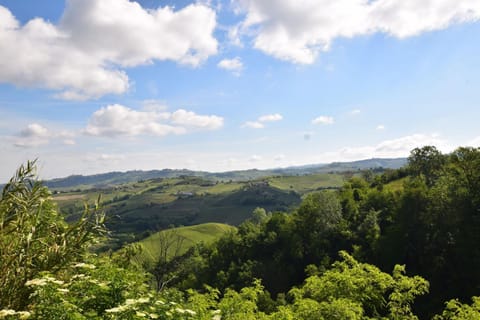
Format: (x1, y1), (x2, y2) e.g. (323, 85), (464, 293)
(267, 173), (345, 195)
(131, 223), (236, 268)
(384, 177), (408, 192)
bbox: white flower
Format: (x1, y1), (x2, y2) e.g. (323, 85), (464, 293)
(74, 263), (96, 269)
(175, 308), (185, 314)
(25, 278), (47, 286)
(18, 311), (31, 319)
(0, 309), (17, 316)
(185, 309), (196, 316)
(105, 305), (128, 313)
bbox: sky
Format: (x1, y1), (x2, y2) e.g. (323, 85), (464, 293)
(0, 0), (480, 182)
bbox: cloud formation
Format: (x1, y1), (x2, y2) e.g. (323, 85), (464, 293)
(312, 116), (334, 125)
(258, 113), (283, 122)
(234, 0), (480, 63)
(84, 104), (223, 137)
(217, 57), (243, 75)
(0, 0), (218, 99)
(242, 113), (283, 129)
(14, 123), (75, 147)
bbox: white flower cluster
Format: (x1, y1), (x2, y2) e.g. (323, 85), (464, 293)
(0, 309), (31, 319)
(25, 276), (63, 287)
(105, 297), (198, 318)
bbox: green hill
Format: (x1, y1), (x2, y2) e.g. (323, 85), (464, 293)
(41, 158), (406, 191)
(130, 223), (236, 268)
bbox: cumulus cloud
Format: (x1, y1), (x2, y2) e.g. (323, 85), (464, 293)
(242, 113), (283, 129)
(374, 133), (448, 157)
(234, 0), (480, 63)
(14, 123), (75, 147)
(242, 121), (264, 129)
(312, 116), (334, 125)
(170, 109), (224, 129)
(0, 0), (218, 99)
(306, 133), (450, 165)
(258, 113), (283, 122)
(84, 104), (223, 137)
(376, 124), (386, 130)
(217, 57), (243, 75)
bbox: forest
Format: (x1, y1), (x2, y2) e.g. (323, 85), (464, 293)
(1, 146), (480, 319)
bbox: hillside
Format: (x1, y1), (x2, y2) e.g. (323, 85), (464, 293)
(51, 160), (405, 249)
(54, 175), (304, 248)
(129, 223), (236, 269)
(42, 157), (406, 191)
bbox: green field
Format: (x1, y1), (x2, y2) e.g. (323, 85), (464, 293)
(267, 173), (345, 195)
(54, 176), (302, 236)
(130, 223), (236, 268)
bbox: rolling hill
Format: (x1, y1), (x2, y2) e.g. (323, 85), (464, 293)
(42, 157), (406, 191)
(129, 223), (236, 269)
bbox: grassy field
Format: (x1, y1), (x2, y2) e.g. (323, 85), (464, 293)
(54, 176), (303, 235)
(383, 177), (408, 192)
(131, 223), (236, 268)
(267, 173), (345, 195)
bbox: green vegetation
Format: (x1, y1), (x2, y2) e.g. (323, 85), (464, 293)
(41, 158), (406, 191)
(54, 177), (302, 248)
(267, 173), (344, 195)
(130, 223), (236, 269)
(2, 148), (480, 319)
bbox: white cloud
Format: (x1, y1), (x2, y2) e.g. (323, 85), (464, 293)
(242, 121), (265, 129)
(312, 116), (334, 125)
(467, 136), (480, 147)
(86, 153), (126, 162)
(84, 104), (223, 137)
(349, 109), (361, 116)
(258, 113), (283, 122)
(170, 109), (224, 129)
(249, 154), (262, 162)
(14, 123), (77, 147)
(0, 1), (218, 99)
(15, 123), (50, 147)
(234, 0), (480, 64)
(274, 154), (285, 161)
(374, 133), (449, 157)
(243, 113), (282, 128)
(312, 133), (451, 163)
(19, 123), (49, 139)
(217, 57), (243, 75)
(376, 124), (386, 130)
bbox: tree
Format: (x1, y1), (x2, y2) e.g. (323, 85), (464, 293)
(0, 161), (106, 309)
(151, 228), (189, 291)
(408, 146), (446, 186)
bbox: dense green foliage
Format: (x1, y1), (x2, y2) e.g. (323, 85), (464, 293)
(1, 147), (480, 319)
(157, 146), (480, 318)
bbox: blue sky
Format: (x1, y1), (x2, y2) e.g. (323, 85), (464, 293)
(0, 0), (479, 181)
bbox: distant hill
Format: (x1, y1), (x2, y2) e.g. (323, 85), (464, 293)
(42, 157), (407, 190)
